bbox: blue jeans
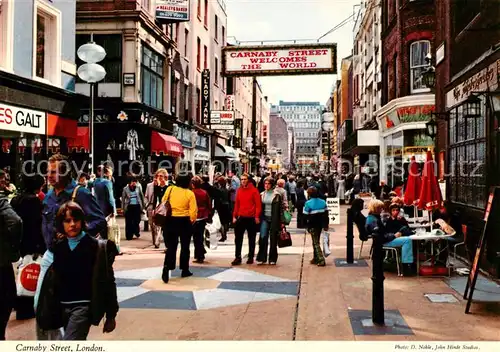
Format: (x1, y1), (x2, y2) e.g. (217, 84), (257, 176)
(384, 237), (414, 264)
(257, 218), (278, 263)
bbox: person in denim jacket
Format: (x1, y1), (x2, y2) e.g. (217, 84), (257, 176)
(365, 199), (415, 276)
(35, 154), (107, 340)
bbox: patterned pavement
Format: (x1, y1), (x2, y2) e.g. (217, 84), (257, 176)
(115, 266), (299, 310)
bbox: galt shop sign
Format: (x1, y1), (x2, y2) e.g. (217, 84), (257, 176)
(201, 69), (210, 125)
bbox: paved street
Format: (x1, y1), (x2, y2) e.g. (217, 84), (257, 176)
(6, 205), (500, 340)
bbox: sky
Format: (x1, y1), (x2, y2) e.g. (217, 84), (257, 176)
(226, 0), (359, 106)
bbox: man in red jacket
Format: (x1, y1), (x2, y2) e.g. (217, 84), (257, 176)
(232, 173), (262, 265)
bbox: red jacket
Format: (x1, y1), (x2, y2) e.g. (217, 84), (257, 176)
(233, 183), (262, 219)
(193, 188), (212, 220)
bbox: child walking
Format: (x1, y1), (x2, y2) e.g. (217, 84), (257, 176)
(37, 201), (119, 340)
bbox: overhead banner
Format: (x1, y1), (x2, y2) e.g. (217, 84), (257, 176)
(222, 43), (337, 77)
(210, 110), (234, 130)
(156, 0), (190, 22)
(201, 69), (210, 125)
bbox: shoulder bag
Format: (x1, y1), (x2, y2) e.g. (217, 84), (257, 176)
(152, 186), (173, 227)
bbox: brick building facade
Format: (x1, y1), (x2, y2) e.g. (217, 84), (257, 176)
(434, 0), (500, 276)
(376, 0), (436, 187)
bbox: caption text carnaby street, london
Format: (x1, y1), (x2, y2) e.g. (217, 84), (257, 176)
(15, 344), (104, 352)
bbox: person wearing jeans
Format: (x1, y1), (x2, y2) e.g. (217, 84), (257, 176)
(232, 173), (262, 265)
(121, 177), (145, 240)
(257, 177), (284, 265)
(191, 176), (212, 263)
(365, 199), (415, 276)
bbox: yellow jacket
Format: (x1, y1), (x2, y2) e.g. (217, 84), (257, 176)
(162, 186), (198, 223)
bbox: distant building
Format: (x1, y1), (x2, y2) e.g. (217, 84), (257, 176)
(268, 112), (289, 169)
(271, 101), (322, 172)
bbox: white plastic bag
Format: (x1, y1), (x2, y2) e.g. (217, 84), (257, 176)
(322, 231), (331, 257)
(205, 212), (222, 250)
(16, 254), (42, 297)
(107, 215), (121, 252)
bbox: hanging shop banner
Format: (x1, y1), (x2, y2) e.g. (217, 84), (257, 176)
(156, 0), (190, 22)
(222, 43), (337, 77)
(225, 95), (235, 111)
(201, 69), (210, 125)
(233, 118), (243, 148)
(0, 103), (46, 134)
(379, 105), (435, 132)
(210, 110), (234, 130)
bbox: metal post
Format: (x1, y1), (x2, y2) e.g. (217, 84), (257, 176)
(89, 82), (94, 174)
(346, 208), (354, 263)
(372, 232), (385, 325)
(251, 77), (257, 174)
(327, 131), (331, 174)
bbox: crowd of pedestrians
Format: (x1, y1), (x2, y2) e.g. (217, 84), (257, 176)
(0, 158), (336, 341)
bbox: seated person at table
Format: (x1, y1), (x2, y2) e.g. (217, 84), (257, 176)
(366, 200), (415, 276)
(390, 197), (407, 219)
(385, 203), (413, 237)
(351, 198), (368, 241)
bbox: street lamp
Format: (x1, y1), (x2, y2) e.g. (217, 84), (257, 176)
(190, 129), (198, 175)
(425, 117), (437, 139)
(322, 120), (334, 174)
(77, 34), (106, 173)
(422, 53), (436, 90)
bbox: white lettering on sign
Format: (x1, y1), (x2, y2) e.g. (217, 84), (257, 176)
(446, 59), (499, 108)
(223, 44), (336, 76)
(0, 103), (46, 134)
(326, 197), (340, 225)
(210, 110), (235, 130)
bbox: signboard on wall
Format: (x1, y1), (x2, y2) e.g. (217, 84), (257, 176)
(233, 118), (243, 148)
(210, 110), (235, 130)
(156, 0), (190, 21)
(201, 69), (210, 125)
(379, 105), (435, 132)
(222, 43), (337, 77)
(0, 103), (46, 134)
(225, 95), (235, 111)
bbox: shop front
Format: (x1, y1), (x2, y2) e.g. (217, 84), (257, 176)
(194, 133), (210, 175)
(376, 96), (435, 188)
(214, 144), (240, 174)
(0, 70), (81, 183)
(443, 56), (500, 276)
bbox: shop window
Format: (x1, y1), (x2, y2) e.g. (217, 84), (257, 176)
(141, 45), (164, 110)
(76, 34), (122, 83)
(33, 0), (61, 85)
(448, 101), (487, 208)
(410, 41), (431, 93)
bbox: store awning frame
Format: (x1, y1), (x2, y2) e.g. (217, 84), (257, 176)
(215, 143), (238, 159)
(151, 131), (184, 158)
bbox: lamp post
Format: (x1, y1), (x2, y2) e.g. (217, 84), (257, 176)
(77, 35), (106, 174)
(322, 112), (334, 174)
(190, 129), (198, 175)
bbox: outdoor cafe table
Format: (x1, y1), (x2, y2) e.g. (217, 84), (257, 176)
(409, 231), (455, 277)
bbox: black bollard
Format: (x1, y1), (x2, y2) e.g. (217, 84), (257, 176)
(372, 232), (385, 325)
(144, 220), (149, 232)
(346, 208), (354, 263)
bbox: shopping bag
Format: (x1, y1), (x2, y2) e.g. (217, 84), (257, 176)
(322, 231), (331, 257)
(16, 254), (42, 297)
(278, 228), (292, 248)
(283, 211), (292, 225)
(107, 216), (121, 252)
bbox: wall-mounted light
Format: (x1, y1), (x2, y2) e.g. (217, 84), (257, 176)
(464, 95), (481, 119)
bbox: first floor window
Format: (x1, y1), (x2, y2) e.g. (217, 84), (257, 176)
(410, 40), (431, 93)
(35, 3), (59, 82)
(448, 101), (487, 208)
(142, 45), (164, 110)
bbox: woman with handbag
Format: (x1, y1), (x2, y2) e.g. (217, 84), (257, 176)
(191, 176), (212, 264)
(161, 174), (197, 283)
(256, 177), (285, 265)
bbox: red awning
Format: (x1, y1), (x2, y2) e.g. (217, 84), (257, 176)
(47, 114), (77, 138)
(151, 131), (183, 157)
(67, 127), (89, 152)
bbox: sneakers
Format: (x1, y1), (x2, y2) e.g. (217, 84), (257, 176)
(269, 262), (276, 265)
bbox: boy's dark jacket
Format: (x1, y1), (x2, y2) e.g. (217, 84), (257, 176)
(36, 236), (119, 330)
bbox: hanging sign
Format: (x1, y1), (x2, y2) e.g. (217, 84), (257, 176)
(210, 110), (234, 130)
(201, 69), (210, 125)
(225, 95), (235, 111)
(233, 118), (243, 148)
(222, 43), (337, 77)
(326, 197), (341, 225)
(156, 0), (190, 22)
